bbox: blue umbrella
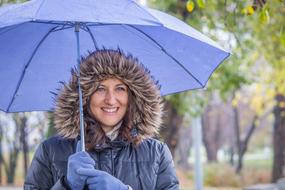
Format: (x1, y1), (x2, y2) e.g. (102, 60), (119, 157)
(0, 0), (229, 149)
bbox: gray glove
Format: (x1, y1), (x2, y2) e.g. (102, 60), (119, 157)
(67, 141), (95, 190)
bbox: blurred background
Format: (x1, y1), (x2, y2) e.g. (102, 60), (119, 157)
(0, 0), (284, 189)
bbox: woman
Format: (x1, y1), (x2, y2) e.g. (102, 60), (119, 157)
(24, 49), (179, 190)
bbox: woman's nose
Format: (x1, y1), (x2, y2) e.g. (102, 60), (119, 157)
(104, 90), (116, 104)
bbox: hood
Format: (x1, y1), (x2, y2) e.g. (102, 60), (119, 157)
(53, 49), (163, 140)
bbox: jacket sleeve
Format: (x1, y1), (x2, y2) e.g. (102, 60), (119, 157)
(155, 143), (179, 190)
(24, 142), (69, 190)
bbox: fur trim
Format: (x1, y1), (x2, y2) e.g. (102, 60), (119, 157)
(53, 49), (163, 140)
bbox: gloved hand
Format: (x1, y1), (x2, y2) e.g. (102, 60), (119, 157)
(67, 141), (95, 190)
(77, 168), (128, 190)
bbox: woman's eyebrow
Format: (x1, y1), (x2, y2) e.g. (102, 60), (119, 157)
(97, 84), (105, 88)
(116, 84), (127, 87)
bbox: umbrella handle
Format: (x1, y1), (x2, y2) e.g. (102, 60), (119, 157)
(75, 23), (85, 152)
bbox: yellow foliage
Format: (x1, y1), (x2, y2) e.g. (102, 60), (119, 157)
(232, 98), (238, 108)
(268, 113), (274, 122)
(186, 0), (195, 13)
(265, 88), (276, 100)
(242, 6), (255, 15)
(259, 9), (270, 24)
(254, 119), (260, 126)
(279, 101), (285, 108)
(281, 32), (285, 47)
(274, 68), (285, 94)
(247, 6), (255, 15)
(255, 83), (262, 93)
(235, 92), (242, 100)
(248, 83), (275, 116)
(250, 96), (264, 115)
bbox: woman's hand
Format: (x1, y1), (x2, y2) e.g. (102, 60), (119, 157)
(66, 142), (95, 190)
(78, 168), (128, 190)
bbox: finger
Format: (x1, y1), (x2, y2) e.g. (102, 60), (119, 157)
(86, 176), (99, 184)
(70, 152), (95, 165)
(89, 183), (100, 189)
(77, 168), (102, 177)
(76, 157), (95, 166)
(71, 151), (90, 158)
(74, 163), (95, 170)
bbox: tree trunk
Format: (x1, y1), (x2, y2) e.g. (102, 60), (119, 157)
(6, 147), (19, 184)
(4, 113), (27, 184)
(236, 116), (257, 173)
(161, 101), (183, 158)
(233, 105), (242, 173)
(272, 94), (285, 182)
(202, 104), (220, 162)
(202, 92), (226, 163)
(46, 112), (56, 138)
(229, 146), (235, 166)
(176, 123), (192, 169)
(20, 115), (29, 177)
(233, 101), (258, 174)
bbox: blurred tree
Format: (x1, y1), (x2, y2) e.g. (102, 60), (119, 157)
(17, 113), (29, 177)
(46, 112), (56, 138)
(251, 2), (285, 182)
(149, 0), (251, 169)
(161, 100), (183, 157)
(175, 117), (192, 169)
(241, 0), (285, 182)
(202, 92), (227, 162)
(0, 113), (28, 184)
(149, 0), (285, 178)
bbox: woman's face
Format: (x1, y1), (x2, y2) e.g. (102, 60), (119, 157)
(89, 78), (129, 133)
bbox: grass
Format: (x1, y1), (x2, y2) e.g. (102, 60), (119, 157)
(178, 159), (272, 190)
(244, 158), (272, 169)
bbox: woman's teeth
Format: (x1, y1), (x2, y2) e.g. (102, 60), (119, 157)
(102, 108), (117, 113)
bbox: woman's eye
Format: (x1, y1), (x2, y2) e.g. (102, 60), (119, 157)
(116, 86), (127, 92)
(96, 87), (105, 92)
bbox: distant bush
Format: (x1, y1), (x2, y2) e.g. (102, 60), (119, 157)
(241, 167), (271, 185)
(204, 162), (271, 187)
(204, 163), (240, 187)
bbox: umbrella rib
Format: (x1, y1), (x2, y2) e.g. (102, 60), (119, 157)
(84, 25), (99, 50)
(6, 26), (59, 112)
(0, 23), (26, 36)
(128, 25), (203, 87)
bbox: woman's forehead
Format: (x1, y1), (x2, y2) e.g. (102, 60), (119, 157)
(99, 77), (127, 86)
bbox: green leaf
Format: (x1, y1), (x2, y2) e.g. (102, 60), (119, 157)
(259, 8), (270, 24)
(281, 32), (285, 47)
(196, 0), (205, 9)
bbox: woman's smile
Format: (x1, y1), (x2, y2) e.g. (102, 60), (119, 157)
(89, 78), (128, 133)
(101, 107), (118, 113)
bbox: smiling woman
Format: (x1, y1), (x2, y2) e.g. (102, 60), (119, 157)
(24, 49), (179, 190)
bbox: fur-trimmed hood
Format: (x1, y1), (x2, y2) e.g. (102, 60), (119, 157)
(53, 49), (163, 141)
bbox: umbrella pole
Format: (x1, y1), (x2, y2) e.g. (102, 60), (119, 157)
(193, 116), (203, 190)
(75, 23), (85, 152)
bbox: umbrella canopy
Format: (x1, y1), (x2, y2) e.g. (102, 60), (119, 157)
(0, 0), (230, 113)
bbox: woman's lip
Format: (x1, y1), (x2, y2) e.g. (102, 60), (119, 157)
(101, 107), (119, 113)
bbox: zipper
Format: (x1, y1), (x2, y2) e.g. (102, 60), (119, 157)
(111, 149), (115, 176)
(98, 151), (102, 170)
